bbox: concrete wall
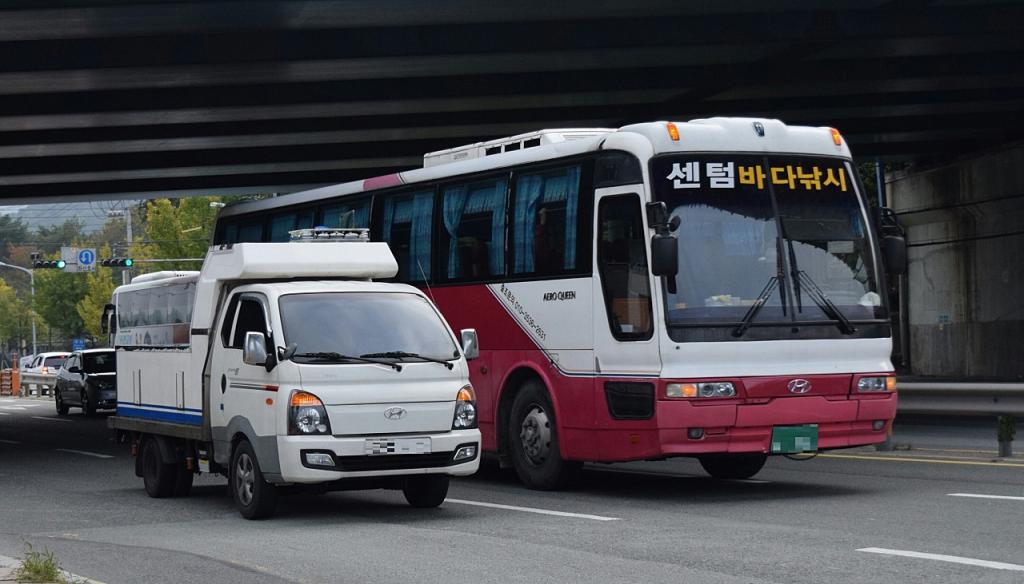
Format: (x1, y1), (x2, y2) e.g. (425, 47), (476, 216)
(889, 142), (1024, 379)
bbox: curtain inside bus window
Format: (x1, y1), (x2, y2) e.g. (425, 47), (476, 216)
(513, 165), (581, 275)
(441, 178), (507, 280)
(237, 221), (264, 242)
(598, 194), (653, 340)
(221, 224), (238, 245)
(322, 200), (370, 228)
(295, 209), (314, 230)
(269, 213), (296, 242)
(382, 191), (433, 281)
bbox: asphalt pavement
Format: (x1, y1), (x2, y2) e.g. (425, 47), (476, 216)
(1, 396), (1022, 584)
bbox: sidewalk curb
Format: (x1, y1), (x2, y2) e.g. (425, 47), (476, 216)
(0, 554), (105, 584)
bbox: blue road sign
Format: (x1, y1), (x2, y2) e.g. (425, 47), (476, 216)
(72, 338), (86, 351)
(78, 248), (95, 266)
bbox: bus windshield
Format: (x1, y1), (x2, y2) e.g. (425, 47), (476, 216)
(279, 292), (459, 364)
(651, 154), (885, 330)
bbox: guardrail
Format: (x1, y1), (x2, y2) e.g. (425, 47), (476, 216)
(897, 381), (1024, 416)
(18, 372), (57, 396)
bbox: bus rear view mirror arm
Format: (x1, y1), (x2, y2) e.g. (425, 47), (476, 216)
(461, 329), (479, 361)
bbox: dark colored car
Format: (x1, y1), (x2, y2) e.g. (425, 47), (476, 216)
(55, 349), (117, 416)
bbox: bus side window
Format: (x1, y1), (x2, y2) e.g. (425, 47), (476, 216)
(322, 199), (370, 228)
(440, 177), (507, 281)
(237, 220), (265, 243)
(269, 212), (297, 242)
(598, 194), (653, 340)
(512, 165), (582, 277)
(380, 190), (434, 282)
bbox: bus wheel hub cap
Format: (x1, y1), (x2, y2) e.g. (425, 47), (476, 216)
(520, 406), (552, 464)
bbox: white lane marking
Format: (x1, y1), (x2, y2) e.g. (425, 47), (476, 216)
(445, 498), (620, 521)
(0, 406), (28, 410)
(0, 439), (20, 444)
(0, 412), (9, 416)
(858, 548), (1024, 571)
(949, 493), (1024, 502)
(54, 449), (114, 459)
(31, 416), (72, 422)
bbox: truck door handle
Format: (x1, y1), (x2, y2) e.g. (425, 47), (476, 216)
(220, 374), (227, 394)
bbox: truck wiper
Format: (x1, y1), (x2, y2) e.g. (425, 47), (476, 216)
(732, 276), (781, 338)
(795, 271), (856, 335)
(360, 351), (455, 370)
(292, 351), (402, 371)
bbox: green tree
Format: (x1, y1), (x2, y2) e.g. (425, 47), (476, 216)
(33, 261), (88, 340)
(76, 245), (117, 341)
(132, 197), (221, 271)
(0, 215), (29, 260)
(34, 219), (85, 255)
(0, 279), (27, 344)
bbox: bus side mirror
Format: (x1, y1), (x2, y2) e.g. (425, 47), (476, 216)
(881, 235), (907, 276)
(101, 304), (115, 335)
(460, 329), (479, 361)
(650, 234), (678, 277)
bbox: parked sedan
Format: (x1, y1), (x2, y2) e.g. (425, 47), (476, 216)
(20, 351), (70, 395)
(55, 349), (116, 416)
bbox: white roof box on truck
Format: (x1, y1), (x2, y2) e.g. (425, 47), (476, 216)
(203, 241), (397, 281)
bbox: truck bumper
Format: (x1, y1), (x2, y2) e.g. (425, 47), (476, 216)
(276, 429), (481, 484)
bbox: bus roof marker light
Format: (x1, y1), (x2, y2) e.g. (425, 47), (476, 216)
(666, 122), (680, 142)
(829, 127), (843, 146)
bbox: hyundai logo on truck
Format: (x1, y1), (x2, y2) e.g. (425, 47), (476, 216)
(384, 407), (407, 420)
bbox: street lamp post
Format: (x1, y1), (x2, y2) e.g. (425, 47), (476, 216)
(0, 261), (37, 357)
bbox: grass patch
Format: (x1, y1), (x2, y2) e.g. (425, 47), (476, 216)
(13, 543), (67, 583)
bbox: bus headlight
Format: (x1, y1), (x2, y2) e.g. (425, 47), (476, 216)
(857, 376), (896, 392)
(452, 385), (477, 429)
(289, 391), (332, 435)
(666, 382), (736, 398)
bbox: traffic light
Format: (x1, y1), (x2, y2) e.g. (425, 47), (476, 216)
(32, 259), (66, 269)
(100, 257), (134, 267)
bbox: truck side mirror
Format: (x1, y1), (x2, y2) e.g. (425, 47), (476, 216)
(881, 235), (907, 276)
(460, 329), (479, 361)
(243, 332), (269, 366)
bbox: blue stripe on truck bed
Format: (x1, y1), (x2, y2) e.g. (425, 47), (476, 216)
(117, 405), (203, 425)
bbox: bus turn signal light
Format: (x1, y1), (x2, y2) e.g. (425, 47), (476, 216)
(666, 122), (680, 141)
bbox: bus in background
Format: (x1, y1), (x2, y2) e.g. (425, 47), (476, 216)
(211, 118), (907, 489)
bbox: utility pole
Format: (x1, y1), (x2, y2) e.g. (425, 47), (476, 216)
(108, 206), (135, 284)
(0, 261), (36, 356)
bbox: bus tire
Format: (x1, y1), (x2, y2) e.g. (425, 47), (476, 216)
(141, 438), (176, 498)
(698, 453), (768, 480)
(508, 380), (581, 490)
(402, 475), (449, 508)
(230, 440), (277, 519)
(172, 462), (194, 497)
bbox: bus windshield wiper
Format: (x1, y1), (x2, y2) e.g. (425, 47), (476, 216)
(795, 271), (856, 335)
(732, 276), (781, 338)
(292, 351), (402, 371)
(360, 351), (455, 370)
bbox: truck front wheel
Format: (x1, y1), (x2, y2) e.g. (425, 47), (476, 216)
(141, 438), (176, 498)
(402, 475), (449, 508)
(230, 440), (278, 519)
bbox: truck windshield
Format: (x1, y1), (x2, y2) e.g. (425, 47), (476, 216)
(279, 292), (459, 364)
(650, 154), (885, 330)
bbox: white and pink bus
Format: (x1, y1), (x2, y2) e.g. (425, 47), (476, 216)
(212, 118), (905, 488)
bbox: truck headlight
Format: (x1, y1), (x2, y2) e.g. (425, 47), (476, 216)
(857, 376), (896, 392)
(666, 382), (736, 398)
(289, 391), (332, 435)
(452, 385), (477, 429)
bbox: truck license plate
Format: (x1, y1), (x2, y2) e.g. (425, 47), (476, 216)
(364, 437), (431, 456)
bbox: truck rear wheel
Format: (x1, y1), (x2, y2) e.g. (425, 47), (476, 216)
(141, 438), (176, 498)
(698, 453), (768, 480)
(402, 475), (449, 508)
(508, 380), (581, 490)
(230, 440), (277, 519)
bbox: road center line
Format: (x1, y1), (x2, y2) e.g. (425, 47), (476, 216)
(31, 416), (72, 422)
(445, 498), (620, 521)
(949, 493), (1024, 502)
(819, 453), (1024, 468)
(857, 548), (1024, 571)
(54, 448), (114, 459)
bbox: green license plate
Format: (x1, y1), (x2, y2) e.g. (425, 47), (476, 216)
(771, 424), (819, 454)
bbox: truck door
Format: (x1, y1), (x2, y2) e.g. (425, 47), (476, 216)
(211, 293), (277, 441)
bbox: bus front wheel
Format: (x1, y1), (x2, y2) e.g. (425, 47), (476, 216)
(508, 380), (581, 490)
(698, 453), (768, 480)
